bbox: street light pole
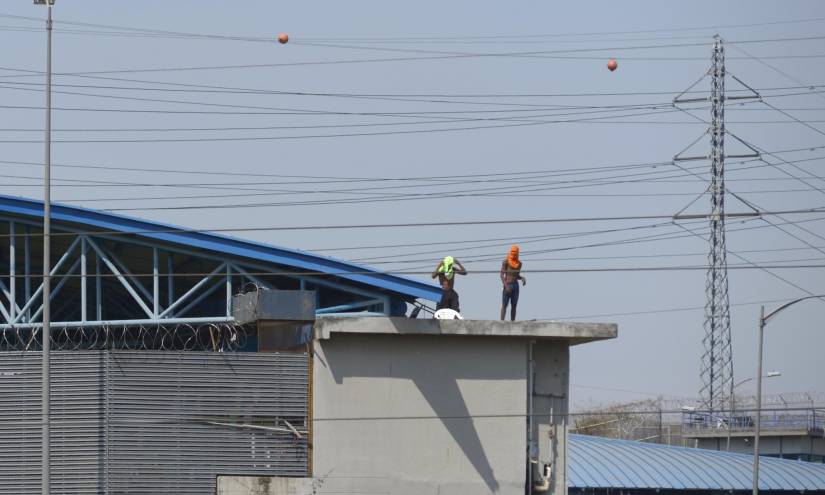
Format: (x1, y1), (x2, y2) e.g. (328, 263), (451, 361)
(727, 371), (780, 452)
(753, 305), (764, 495)
(34, 1), (54, 493)
(753, 295), (825, 495)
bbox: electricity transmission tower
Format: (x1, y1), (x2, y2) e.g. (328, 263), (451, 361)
(673, 36), (760, 414)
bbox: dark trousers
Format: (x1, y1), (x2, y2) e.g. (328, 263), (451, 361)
(437, 289), (460, 312)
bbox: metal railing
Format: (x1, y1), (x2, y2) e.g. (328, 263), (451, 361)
(683, 408), (825, 434)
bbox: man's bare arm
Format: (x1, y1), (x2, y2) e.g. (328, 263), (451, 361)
(431, 262), (443, 279)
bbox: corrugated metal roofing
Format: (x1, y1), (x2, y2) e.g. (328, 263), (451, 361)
(0, 195), (441, 302)
(570, 434), (825, 491)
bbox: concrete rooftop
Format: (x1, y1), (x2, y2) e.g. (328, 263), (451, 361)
(314, 316), (617, 345)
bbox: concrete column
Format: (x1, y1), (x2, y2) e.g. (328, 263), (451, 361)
(532, 342), (570, 495)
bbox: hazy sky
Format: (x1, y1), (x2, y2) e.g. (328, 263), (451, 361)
(1, 1), (824, 409)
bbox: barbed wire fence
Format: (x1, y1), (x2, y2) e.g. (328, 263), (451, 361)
(0, 322), (253, 352)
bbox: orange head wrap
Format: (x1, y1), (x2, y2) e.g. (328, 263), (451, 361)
(507, 245), (521, 270)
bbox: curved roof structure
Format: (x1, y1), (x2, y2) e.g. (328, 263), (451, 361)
(569, 434), (825, 491)
(0, 194), (440, 303)
(0, 195), (441, 337)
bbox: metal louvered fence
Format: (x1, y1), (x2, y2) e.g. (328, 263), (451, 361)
(0, 351), (309, 494)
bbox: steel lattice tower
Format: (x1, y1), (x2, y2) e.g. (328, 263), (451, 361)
(673, 36), (764, 414)
(674, 37), (760, 414)
(701, 37), (734, 414)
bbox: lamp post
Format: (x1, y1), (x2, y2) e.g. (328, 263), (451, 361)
(33, 1), (54, 494)
(726, 371), (780, 452)
(753, 296), (825, 495)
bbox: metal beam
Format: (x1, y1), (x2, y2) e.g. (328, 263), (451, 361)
(95, 240), (155, 310)
(319, 311), (387, 318)
(159, 263), (226, 319)
(167, 253), (174, 308)
(225, 264), (232, 318)
(29, 257), (81, 324)
(0, 275), (22, 315)
(86, 237), (154, 319)
(175, 278), (226, 319)
(59, 226), (389, 302)
(0, 277), (22, 323)
(231, 263), (389, 314)
(24, 226), (30, 323)
(0, 216), (405, 328)
(0, 285), (10, 323)
(230, 263), (271, 290)
(231, 262), (386, 302)
(80, 236), (87, 322)
(95, 255), (102, 321)
(0, 217), (398, 305)
(9, 236), (81, 325)
(316, 299), (384, 315)
(8, 221), (15, 321)
(153, 247), (159, 317)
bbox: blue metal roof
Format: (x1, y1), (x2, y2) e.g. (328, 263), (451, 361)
(570, 434), (825, 491)
(0, 195), (441, 302)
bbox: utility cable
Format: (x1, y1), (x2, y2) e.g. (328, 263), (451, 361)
(2, 208), (824, 239)
(364, 216), (825, 267)
(0, 143), (820, 183)
(5, 264), (825, 280)
(5, 11), (825, 43)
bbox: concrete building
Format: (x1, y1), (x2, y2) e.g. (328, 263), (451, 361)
(0, 195), (617, 494)
(310, 316), (615, 495)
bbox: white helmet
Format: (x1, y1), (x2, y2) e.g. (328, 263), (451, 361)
(434, 308), (463, 320)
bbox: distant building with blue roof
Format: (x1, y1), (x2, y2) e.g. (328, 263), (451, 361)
(570, 434), (825, 494)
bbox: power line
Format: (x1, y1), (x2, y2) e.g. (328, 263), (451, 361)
(492, 246), (825, 263)
(0, 143), (820, 184)
(2, 208), (823, 239)
(6, 264), (825, 280)
(5, 158), (825, 209)
(93, 171), (825, 211)
(1, 64), (822, 98)
(7, 119), (825, 133)
(357, 216), (825, 266)
(0, 88), (820, 117)
(0, 108), (714, 144)
(3, 27), (825, 56)
(0, 33), (821, 76)
(5, 11), (825, 43)
(50, 187), (822, 205)
(289, 35), (825, 65)
(547, 296), (814, 321)
(297, 18), (825, 42)
(351, 220), (703, 263)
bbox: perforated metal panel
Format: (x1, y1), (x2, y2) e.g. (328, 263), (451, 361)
(0, 351), (309, 494)
(0, 352), (105, 494)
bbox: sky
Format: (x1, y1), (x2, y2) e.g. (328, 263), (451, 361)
(0, 0), (824, 409)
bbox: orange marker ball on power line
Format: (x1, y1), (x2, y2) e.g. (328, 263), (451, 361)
(607, 59), (618, 72)
(277, 33), (289, 44)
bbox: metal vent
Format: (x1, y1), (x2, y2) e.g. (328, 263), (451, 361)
(0, 351), (309, 494)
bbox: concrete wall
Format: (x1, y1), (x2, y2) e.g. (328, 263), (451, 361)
(216, 477), (314, 495)
(532, 342), (570, 495)
(312, 333), (533, 495)
(697, 434), (825, 460)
